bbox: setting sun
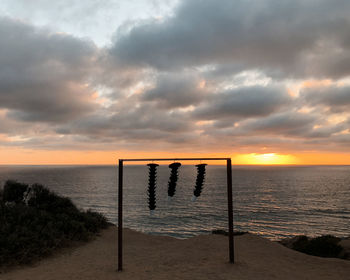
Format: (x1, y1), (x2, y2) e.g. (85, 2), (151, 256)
(234, 153), (298, 165)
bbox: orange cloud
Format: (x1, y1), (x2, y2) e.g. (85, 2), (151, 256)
(301, 79), (333, 88)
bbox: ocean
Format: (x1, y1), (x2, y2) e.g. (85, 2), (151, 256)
(0, 165), (349, 240)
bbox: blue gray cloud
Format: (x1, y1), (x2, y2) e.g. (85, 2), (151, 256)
(0, 0), (350, 153)
(111, 0), (350, 79)
(0, 17), (99, 123)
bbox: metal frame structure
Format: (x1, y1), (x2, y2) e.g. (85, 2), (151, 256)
(117, 157), (234, 271)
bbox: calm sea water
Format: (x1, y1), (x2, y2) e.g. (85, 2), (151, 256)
(0, 165), (349, 240)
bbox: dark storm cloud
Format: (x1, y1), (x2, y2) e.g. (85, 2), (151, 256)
(240, 112), (317, 136)
(1, 83), (97, 123)
(142, 73), (207, 108)
(54, 96), (196, 145)
(114, 106), (189, 134)
(301, 85), (350, 113)
(241, 112), (346, 138)
(0, 113), (27, 134)
(195, 110), (349, 152)
(111, 0), (350, 79)
(0, 17), (98, 123)
(109, 104), (192, 133)
(193, 86), (290, 120)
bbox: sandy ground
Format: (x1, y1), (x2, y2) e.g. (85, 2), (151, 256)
(2, 226), (349, 280)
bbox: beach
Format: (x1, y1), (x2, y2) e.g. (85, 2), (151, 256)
(2, 226), (349, 280)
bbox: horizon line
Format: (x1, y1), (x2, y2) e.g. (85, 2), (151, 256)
(1, 163), (350, 167)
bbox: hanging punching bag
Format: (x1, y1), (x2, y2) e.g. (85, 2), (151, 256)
(167, 162), (181, 201)
(192, 163), (207, 201)
(147, 163), (158, 215)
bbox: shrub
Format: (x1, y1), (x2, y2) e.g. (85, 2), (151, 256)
(2, 180), (28, 203)
(28, 183), (77, 213)
(291, 235), (343, 258)
(0, 181), (109, 267)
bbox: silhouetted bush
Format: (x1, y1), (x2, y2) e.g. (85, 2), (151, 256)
(291, 235), (343, 258)
(280, 234), (345, 259)
(2, 180), (28, 203)
(28, 183), (77, 212)
(0, 181), (109, 267)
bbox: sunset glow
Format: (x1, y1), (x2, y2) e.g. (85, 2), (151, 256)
(2, 147), (350, 166)
(233, 153), (299, 165)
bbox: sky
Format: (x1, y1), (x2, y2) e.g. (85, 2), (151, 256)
(0, 0), (350, 165)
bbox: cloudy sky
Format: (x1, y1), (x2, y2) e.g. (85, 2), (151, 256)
(1, 0), (350, 164)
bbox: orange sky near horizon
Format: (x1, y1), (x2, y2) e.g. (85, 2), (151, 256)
(1, 148), (350, 165)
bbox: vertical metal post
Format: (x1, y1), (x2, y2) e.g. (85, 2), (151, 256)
(226, 158), (235, 263)
(118, 160), (123, 271)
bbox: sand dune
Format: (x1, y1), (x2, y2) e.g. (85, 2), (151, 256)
(2, 226), (349, 280)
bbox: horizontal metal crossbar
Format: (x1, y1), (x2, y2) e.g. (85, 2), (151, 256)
(120, 157), (230, 162)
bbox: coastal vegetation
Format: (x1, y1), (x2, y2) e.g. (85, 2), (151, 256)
(213, 229), (349, 260)
(0, 180), (109, 267)
(280, 235), (349, 259)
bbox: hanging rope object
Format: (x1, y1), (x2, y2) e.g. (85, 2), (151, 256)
(167, 162), (182, 201)
(191, 163), (207, 201)
(147, 163), (159, 215)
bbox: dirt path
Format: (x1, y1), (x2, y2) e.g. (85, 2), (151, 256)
(2, 226), (349, 280)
